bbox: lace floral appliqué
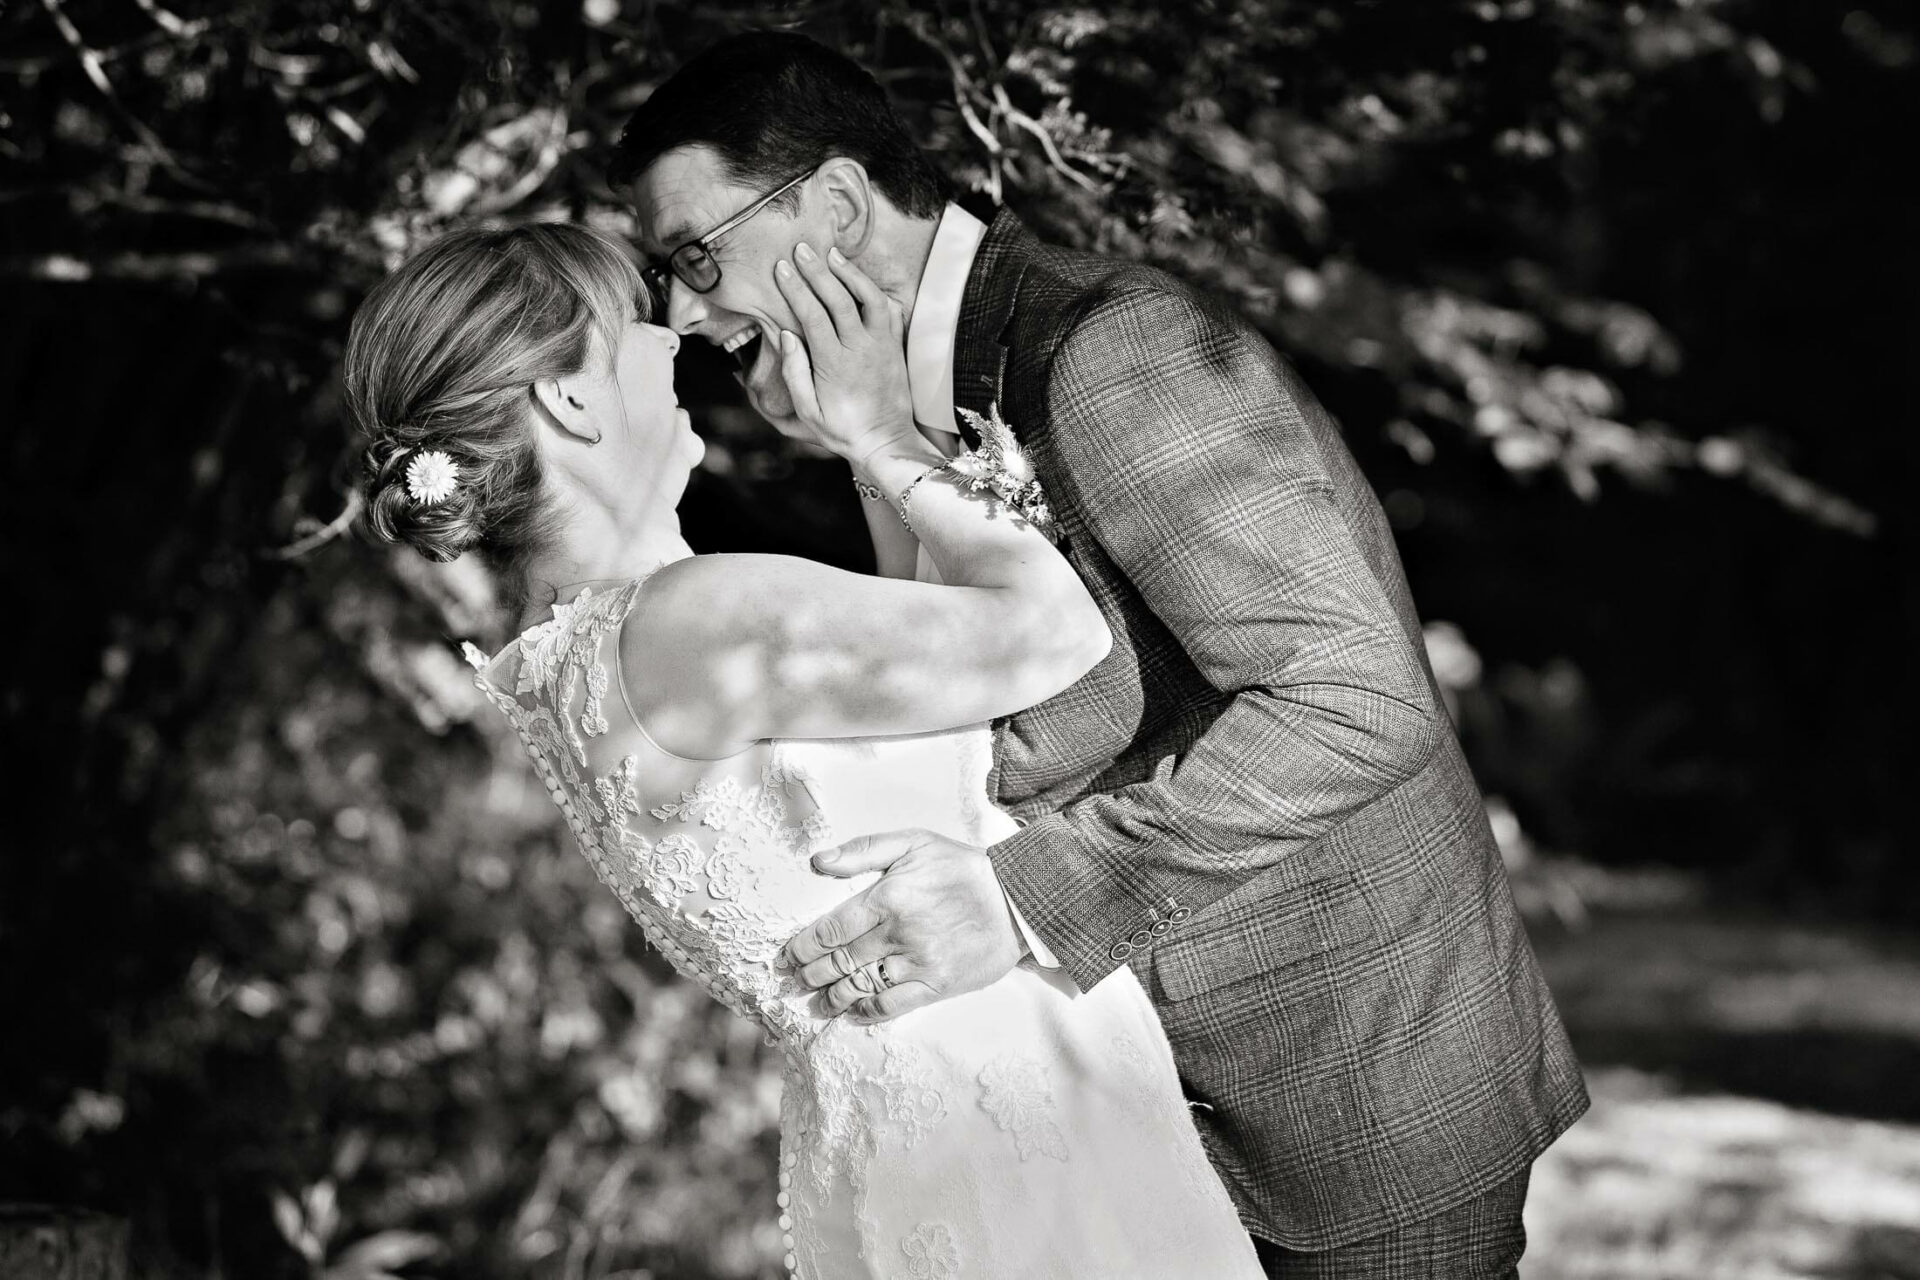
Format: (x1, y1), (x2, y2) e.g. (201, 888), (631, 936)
(878, 1040), (949, 1150)
(900, 1223), (961, 1279)
(977, 1055), (1069, 1163)
(466, 578), (828, 1048)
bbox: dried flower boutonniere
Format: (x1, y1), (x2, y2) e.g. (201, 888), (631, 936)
(945, 404), (1056, 541)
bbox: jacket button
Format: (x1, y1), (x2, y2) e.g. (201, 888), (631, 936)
(1168, 906), (1192, 924)
(1150, 920), (1172, 937)
(1130, 928), (1153, 948)
(1108, 940), (1134, 962)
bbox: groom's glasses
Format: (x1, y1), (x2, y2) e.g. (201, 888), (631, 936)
(641, 167), (816, 313)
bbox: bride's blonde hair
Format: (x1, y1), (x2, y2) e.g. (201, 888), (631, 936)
(344, 223), (648, 607)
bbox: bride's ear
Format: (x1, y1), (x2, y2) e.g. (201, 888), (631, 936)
(531, 378), (603, 446)
(817, 157), (875, 259)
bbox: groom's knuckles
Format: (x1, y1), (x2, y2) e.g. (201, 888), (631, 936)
(864, 982), (932, 1022)
(796, 935), (878, 989)
(794, 956), (836, 990)
(794, 917), (849, 960)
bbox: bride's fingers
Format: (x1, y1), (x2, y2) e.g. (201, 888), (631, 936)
(775, 331), (823, 426)
(774, 258), (838, 355)
(822, 246), (888, 324)
(792, 243), (859, 338)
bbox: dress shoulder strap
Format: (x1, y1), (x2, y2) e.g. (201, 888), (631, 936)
(464, 578), (648, 781)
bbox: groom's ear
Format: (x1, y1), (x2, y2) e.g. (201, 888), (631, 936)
(815, 156), (876, 259)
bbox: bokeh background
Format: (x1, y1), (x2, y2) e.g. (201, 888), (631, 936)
(2, 1), (1913, 1277)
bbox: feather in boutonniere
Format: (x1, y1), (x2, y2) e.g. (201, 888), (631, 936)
(950, 404), (1056, 541)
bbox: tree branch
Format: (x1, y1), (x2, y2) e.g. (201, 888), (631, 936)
(3, 244), (306, 281)
(0, 27), (175, 74)
(129, 0), (208, 40)
(990, 84), (1104, 193)
(38, 0), (212, 191)
(74, 189), (272, 231)
(273, 491), (365, 561)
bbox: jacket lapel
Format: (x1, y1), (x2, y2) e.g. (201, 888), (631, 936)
(952, 208), (1031, 433)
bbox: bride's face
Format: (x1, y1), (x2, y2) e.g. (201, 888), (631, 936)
(617, 317), (701, 461)
(590, 317), (703, 479)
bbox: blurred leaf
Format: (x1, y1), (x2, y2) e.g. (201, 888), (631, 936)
(326, 1229), (444, 1279)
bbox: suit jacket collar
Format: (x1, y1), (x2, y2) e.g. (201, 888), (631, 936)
(952, 208), (1034, 424)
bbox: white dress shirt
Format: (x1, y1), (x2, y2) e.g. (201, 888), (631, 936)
(902, 204), (1063, 974)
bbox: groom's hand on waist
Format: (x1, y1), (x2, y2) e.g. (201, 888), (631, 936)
(779, 829), (1024, 1023)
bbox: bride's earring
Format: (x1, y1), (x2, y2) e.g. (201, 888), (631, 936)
(563, 394), (602, 446)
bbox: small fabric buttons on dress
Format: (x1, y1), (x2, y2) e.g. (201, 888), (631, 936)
(1130, 928), (1153, 948)
(1150, 920), (1172, 937)
(1108, 940), (1134, 961)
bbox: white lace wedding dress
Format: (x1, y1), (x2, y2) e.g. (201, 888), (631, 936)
(468, 574), (1262, 1280)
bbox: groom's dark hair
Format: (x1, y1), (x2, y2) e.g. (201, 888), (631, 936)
(608, 31), (948, 219)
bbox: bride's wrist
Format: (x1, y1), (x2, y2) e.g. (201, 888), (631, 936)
(851, 435), (944, 485)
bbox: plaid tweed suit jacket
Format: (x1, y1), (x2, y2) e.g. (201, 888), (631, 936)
(964, 211), (1589, 1250)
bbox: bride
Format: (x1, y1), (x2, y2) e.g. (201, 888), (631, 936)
(344, 221), (1261, 1279)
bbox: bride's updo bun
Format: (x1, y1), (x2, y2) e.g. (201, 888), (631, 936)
(343, 223), (648, 604)
(361, 437), (488, 564)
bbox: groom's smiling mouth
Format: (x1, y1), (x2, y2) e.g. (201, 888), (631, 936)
(720, 327), (762, 368)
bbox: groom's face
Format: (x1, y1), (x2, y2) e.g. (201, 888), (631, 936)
(628, 145), (830, 424)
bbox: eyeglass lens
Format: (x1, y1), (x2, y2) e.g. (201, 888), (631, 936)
(671, 242), (721, 292)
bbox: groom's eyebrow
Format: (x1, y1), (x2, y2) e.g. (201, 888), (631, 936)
(645, 212), (710, 254)
(652, 222), (697, 251)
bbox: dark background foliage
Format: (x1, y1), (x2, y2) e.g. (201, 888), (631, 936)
(1, 1), (1910, 1276)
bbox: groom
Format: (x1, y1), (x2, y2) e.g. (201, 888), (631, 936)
(612, 31), (1586, 1277)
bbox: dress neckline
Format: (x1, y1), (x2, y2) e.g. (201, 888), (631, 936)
(520, 556), (686, 635)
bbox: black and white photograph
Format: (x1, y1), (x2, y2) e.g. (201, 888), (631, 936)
(2, 2), (1911, 1277)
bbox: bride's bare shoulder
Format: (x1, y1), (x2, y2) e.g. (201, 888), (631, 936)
(629, 548), (856, 637)
(632, 552), (831, 634)
(620, 553), (833, 759)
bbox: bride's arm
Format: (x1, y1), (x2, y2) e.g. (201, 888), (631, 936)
(621, 248), (1109, 760)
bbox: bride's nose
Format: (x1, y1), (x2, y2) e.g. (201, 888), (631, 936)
(649, 323), (681, 357)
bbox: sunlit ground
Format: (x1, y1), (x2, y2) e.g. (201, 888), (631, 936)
(1521, 902), (1920, 1280)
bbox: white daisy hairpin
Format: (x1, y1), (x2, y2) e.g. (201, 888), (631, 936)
(404, 449), (461, 506)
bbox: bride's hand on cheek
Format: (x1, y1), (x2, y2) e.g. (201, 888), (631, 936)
(773, 243), (915, 468)
(736, 324), (821, 446)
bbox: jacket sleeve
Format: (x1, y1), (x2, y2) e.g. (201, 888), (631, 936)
(989, 285), (1441, 991)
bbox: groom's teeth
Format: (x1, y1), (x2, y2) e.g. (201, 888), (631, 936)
(722, 329), (756, 354)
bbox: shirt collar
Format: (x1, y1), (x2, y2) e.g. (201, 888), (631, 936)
(905, 203), (988, 436)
